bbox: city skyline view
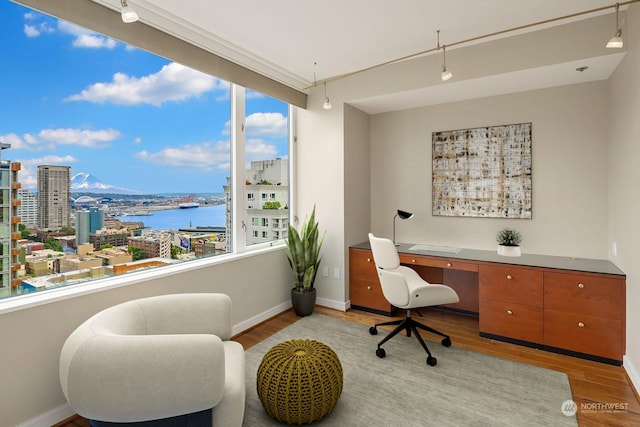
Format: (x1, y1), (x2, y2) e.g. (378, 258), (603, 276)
(0, 1), (289, 195)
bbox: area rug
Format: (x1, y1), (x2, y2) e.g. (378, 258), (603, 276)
(242, 314), (577, 426)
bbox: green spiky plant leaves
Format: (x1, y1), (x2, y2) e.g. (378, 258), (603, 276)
(286, 206), (324, 292)
(496, 228), (522, 246)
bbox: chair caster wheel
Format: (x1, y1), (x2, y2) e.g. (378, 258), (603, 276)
(441, 337), (451, 347)
(376, 348), (386, 358)
(369, 327), (378, 335)
(427, 356), (437, 366)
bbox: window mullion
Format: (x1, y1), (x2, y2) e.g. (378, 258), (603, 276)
(230, 85), (246, 252)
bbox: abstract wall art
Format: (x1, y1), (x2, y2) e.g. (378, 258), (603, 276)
(432, 122), (532, 218)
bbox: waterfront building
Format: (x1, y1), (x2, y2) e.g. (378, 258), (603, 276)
(37, 165), (71, 230)
(17, 188), (37, 227)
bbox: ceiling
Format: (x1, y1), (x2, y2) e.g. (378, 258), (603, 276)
(96, 0), (629, 113)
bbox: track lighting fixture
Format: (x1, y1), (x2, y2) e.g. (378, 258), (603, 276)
(120, 0), (139, 23)
(606, 3), (623, 48)
(314, 62), (332, 110)
(323, 82), (332, 110)
(437, 30), (453, 82)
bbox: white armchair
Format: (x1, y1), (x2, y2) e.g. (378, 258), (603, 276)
(59, 293), (245, 426)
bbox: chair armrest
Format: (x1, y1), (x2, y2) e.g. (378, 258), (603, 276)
(62, 334), (225, 423)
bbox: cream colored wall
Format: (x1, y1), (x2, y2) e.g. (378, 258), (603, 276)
(608, 3), (640, 389)
(369, 81), (610, 259)
(343, 104), (372, 289)
(0, 250), (291, 427)
(295, 92), (348, 306)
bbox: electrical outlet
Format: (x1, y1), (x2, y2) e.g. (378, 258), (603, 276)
(333, 268), (340, 279)
(322, 266), (329, 277)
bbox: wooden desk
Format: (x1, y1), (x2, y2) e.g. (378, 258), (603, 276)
(349, 242), (626, 365)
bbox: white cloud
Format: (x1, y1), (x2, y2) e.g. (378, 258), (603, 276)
(72, 34), (117, 49)
(14, 155), (79, 190)
(1, 128), (121, 151)
(246, 138), (279, 162)
(245, 112), (288, 138)
(65, 62), (225, 106)
(57, 21), (116, 49)
(23, 21), (54, 38)
(135, 140), (231, 171)
(38, 128), (121, 148)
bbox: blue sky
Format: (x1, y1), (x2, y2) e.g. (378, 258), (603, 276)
(0, 2), (289, 194)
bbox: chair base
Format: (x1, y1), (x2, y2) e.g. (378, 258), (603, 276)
(369, 310), (451, 366)
(89, 409), (212, 427)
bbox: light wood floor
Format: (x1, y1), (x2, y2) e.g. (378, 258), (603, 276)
(56, 306), (639, 427)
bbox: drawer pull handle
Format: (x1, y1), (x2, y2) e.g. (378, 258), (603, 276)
(507, 310), (513, 315)
(506, 274), (513, 280)
(578, 283), (584, 289)
(578, 322), (585, 328)
(412, 259), (416, 263)
(367, 258), (371, 262)
(367, 286), (372, 290)
(446, 262), (452, 267)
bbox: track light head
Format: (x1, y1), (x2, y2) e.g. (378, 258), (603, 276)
(323, 82), (332, 110)
(441, 67), (453, 82)
(120, 0), (139, 23)
(606, 3), (623, 48)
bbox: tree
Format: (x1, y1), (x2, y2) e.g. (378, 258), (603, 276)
(100, 244), (113, 250)
(171, 245), (183, 259)
(45, 237), (63, 252)
(128, 246), (145, 261)
(60, 226), (75, 234)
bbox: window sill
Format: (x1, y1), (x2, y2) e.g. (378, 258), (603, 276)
(0, 242), (285, 315)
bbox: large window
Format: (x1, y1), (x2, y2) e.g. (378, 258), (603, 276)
(0, 2), (291, 299)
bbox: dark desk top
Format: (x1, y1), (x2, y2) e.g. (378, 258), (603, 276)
(351, 241), (626, 277)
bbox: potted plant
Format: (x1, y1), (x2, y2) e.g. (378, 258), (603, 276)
(496, 228), (522, 257)
(286, 206), (324, 316)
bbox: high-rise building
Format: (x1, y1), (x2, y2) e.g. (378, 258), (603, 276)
(76, 207), (104, 246)
(89, 207), (104, 233)
(224, 158), (289, 247)
(0, 143), (23, 297)
(37, 165), (71, 230)
(75, 211), (90, 246)
(17, 189), (38, 227)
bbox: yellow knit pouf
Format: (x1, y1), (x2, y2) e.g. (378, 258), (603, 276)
(257, 339), (343, 424)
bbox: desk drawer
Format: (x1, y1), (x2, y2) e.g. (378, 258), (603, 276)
(399, 254), (478, 272)
(479, 264), (543, 306)
(349, 248), (378, 282)
(479, 299), (543, 343)
(544, 272), (624, 319)
(544, 309), (623, 360)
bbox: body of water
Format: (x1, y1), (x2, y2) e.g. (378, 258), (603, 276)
(116, 204), (226, 230)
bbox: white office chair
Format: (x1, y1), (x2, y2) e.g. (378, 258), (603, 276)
(368, 233), (460, 366)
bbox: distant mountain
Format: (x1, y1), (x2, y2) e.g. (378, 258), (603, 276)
(71, 172), (141, 195)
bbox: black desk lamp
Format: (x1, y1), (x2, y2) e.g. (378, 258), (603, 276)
(393, 209), (414, 245)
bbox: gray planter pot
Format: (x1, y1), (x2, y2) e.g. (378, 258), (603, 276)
(291, 288), (316, 316)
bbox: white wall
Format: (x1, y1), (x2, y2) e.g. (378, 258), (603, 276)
(369, 81), (610, 259)
(608, 3), (640, 392)
(0, 249), (291, 427)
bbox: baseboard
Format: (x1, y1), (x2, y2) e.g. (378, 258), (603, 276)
(623, 355), (640, 401)
(18, 403), (73, 427)
(231, 300), (292, 336)
(317, 297), (348, 311)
